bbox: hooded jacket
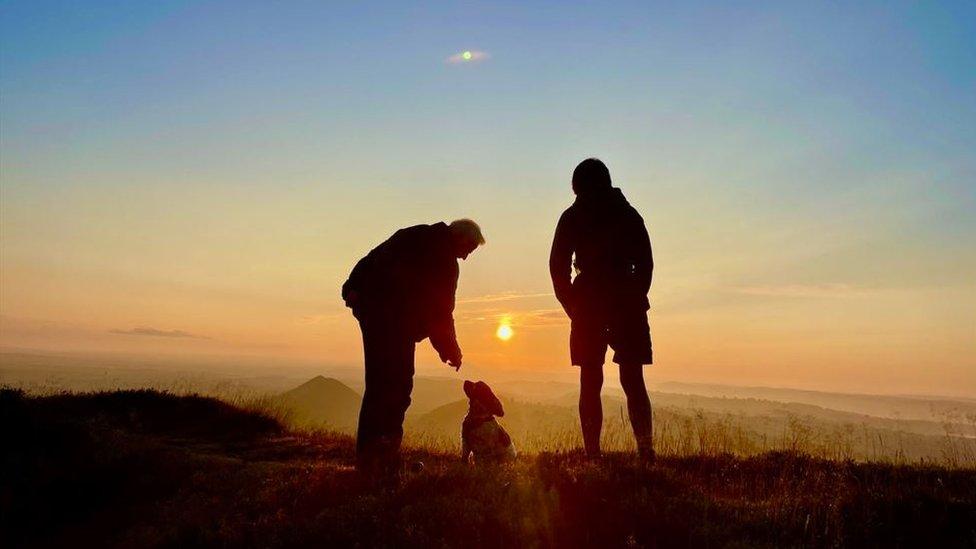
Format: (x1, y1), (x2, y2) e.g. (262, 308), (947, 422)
(549, 187), (653, 316)
(342, 222), (459, 355)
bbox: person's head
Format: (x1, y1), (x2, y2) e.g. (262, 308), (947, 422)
(572, 158), (612, 196)
(448, 218), (485, 260)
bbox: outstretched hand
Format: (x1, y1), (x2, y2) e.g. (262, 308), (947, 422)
(440, 348), (462, 371)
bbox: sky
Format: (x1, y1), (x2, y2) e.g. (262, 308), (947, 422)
(1, 1), (974, 396)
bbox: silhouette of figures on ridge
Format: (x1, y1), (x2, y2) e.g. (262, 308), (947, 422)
(342, 219), (485, 475)
(550, 158), (655, 460)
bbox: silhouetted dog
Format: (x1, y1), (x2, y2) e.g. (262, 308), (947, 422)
(460, 380), (516, 464)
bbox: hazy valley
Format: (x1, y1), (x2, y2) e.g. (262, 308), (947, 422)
(4, 350), (974, 465)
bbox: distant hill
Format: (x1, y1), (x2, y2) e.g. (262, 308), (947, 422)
(409, 399), (468, 440)
(277, 376), (361, 432)
(406, 377), (465, 414)
(405, 390), (970, 460)
(334, 376), (467, 415)
(407, 395), (625, 449)
(491, 379), (580, 403)
(657, 382), (976, 422)
(538, 389), (964, 439)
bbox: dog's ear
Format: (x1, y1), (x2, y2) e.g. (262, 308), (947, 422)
(491, 398), (505, 417)
(477, 381), (505, 417)
(463, 380), (475, 400)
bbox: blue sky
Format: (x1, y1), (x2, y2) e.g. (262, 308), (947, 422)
(2, 1), (974, 394)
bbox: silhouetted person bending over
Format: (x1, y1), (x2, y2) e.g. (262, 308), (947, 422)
(343, 219), (485, 473)
(550, 159), (654, 459)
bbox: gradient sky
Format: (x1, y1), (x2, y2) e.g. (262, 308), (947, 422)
(2, 1), (974, 396)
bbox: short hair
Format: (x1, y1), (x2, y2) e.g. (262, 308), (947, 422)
(449, 218), (486, 245)
(572, 158), (612, 195)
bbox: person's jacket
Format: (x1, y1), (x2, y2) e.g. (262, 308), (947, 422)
(549, 187), (653, 316)
(342, 222), (459, 356)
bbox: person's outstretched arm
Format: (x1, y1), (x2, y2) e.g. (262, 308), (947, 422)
(549, 210), (575, 317)
(428, 259), (462, 367)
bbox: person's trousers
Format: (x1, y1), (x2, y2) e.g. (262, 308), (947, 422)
(356, 318), (416, 470)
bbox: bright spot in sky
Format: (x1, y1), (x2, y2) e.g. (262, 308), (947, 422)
(496, 323), (514, 341)
(446, 50), (489, 64)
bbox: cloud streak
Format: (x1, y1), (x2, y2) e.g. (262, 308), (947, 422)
(110, 327), (209, 339)
(458, 291), (553, 304)
(294, 313), (345, 325)
(446, 50), (490, 64)
(455, 308), (568, 328)
(734, 283), (873, 299)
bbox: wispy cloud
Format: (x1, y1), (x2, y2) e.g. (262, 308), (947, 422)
(517, 309), (570, 327)
(455, 308), (568, 328)
(458, 291), (553, 304)
(294, 313), (345, 325)
(110, 327), (209, 339)
(734, 283), (873, 299)
(446, 49), (490, 64)
(454, 291), (564, 328)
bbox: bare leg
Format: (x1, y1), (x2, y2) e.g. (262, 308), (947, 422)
(619, 363), (653, 459)
(579, 366), (604, 457)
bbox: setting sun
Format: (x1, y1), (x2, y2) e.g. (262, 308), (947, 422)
(496, 324), (514, 341)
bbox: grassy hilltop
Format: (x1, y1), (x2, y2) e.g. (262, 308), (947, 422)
(2, 388), (975, 548)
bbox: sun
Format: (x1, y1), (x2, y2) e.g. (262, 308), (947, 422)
(496, 323), (514, 341)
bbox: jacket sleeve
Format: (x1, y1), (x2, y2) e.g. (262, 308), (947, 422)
(427, 259), (460, 358)
(632, 212), (653, 297)
(549, 210), (575, 316)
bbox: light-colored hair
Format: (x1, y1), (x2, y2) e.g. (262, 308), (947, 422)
(449, 218), (486, 246)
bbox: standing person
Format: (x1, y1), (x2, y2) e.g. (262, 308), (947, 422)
(342, 219), (485, 474)
(549, 158), (655, 460)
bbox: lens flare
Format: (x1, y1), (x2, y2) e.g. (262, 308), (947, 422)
(447, 50), (489, 64)
(496, 324), (514, 341)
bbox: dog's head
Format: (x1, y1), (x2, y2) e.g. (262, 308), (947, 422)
(463, 380), (504, 417)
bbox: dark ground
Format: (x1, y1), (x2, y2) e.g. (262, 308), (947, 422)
(2, 388), (974, 548)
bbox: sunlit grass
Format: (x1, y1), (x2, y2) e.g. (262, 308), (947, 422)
(4, 387), (975, 547)
(403, 408), (976, 466)
(8, 378), (976, 467)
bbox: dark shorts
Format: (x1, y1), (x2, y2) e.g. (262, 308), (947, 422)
(570, 303), (653, 367)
